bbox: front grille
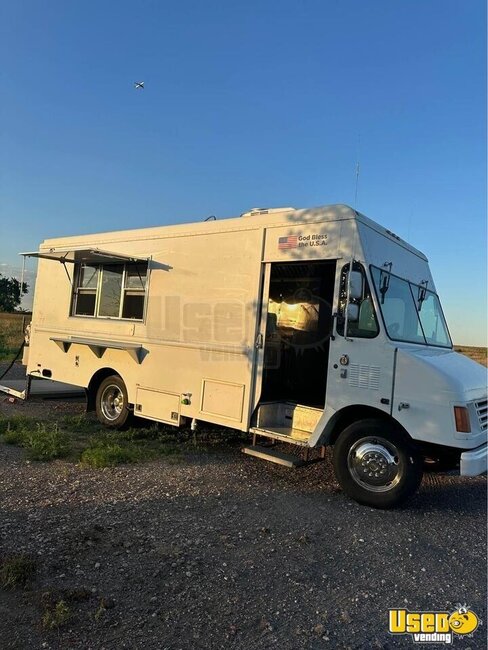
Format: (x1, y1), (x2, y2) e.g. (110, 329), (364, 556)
(475, 398), (487, 431)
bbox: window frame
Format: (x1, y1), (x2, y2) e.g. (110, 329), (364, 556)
(416, 288), (451, 348)
(336, 261), (380, 339)
(71, 265), (101, 318)
(71, 261), (149, 322)
(369, 264), (452, 349)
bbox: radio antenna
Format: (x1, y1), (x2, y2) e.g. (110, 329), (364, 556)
(354, 133), (361, 210)
(354, 133), (361, 209)
(354, 162), (360, 209)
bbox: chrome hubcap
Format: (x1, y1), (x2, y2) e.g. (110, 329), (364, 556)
(348, 437), (402, 492)
(100, 384), (124, 421)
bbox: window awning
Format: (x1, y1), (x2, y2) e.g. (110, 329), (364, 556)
(20, 247), (149, 265)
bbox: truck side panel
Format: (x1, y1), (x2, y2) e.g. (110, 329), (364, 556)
(27, 227), (264, 430)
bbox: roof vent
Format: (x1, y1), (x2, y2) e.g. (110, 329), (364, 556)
(240, 207), (296, 218)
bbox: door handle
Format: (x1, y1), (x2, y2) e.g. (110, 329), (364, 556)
(329, 312), (337, 341)
(255, 333), (264, 349)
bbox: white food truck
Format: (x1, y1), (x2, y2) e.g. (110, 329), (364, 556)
(4, 204), (487, 508)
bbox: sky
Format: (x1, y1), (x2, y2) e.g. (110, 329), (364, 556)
(0, 0), (486, 345)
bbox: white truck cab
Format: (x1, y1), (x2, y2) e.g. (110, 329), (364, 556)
(5, 204), (487, 508)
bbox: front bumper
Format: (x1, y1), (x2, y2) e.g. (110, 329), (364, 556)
(460, 443), (488, 477)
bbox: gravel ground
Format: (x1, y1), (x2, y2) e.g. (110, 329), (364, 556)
(0, 363), (486, 649)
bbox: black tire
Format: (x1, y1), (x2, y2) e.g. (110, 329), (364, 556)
(95, 375), (132, 429)
(333, 418), (423, 509)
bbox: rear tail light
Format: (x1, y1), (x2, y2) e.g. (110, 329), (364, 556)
(454, 406), (471, 433)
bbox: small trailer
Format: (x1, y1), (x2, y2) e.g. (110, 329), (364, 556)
(5, 204), (487, 507)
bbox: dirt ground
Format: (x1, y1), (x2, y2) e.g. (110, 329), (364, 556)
(0, 389), (486, 650)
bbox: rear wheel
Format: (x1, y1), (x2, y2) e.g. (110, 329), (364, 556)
(333, 419), (423, 509)
(95, 375), (132, 429)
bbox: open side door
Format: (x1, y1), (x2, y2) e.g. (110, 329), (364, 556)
(249, 263), (272, 416)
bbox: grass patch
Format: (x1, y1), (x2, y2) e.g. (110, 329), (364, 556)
(24, 423), (70, 461)
(79, 424), (188, 466)
(0, 555), (36, 588)
(76, 422), (245, 467)
(94, 597), (109, 621)
(0, 415), (31, 437)
(0, 417), (71, 460)
(61, 413), (97, 434)
(42, 600), (71, 629)
(120, 424), (161, 442)
(158, 443), (183, 457)
(3, 426), (27, 446)
(80, 438), (140, 468)
(0, 413), (246, 467)
(0, 316), (27, 361)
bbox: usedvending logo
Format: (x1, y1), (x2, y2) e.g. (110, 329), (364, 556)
(389, 604), (479, 644)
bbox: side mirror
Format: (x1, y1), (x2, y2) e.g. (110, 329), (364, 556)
(346, 303), (359, 322)
(348, 271), (363, 300)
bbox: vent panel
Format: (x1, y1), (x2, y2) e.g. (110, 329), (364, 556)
(349, 364), (381, 390)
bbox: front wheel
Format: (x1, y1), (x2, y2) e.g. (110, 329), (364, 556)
(95, 375), (132, 429)
(333, 419), (423, 509)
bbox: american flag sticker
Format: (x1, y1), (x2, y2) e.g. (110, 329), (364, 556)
(278, 235), (298, 250)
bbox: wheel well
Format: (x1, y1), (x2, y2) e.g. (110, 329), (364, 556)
(322, 406), (412, 446)
(86, 368), (121, 412)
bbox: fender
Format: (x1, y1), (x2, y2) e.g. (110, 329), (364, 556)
(312, 404), (412, 447)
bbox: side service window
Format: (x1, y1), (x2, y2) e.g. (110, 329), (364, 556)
(337, 262), (379, 338)
(72, 263), (148, 320)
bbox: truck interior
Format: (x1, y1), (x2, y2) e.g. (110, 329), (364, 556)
(248, 261), (336, 454)
(261, 260), (336, 407)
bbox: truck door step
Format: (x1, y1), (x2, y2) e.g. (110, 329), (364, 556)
(242, 444), (326, 468)
(250, 426), (311, 446)
(242, 445), (307, 468)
